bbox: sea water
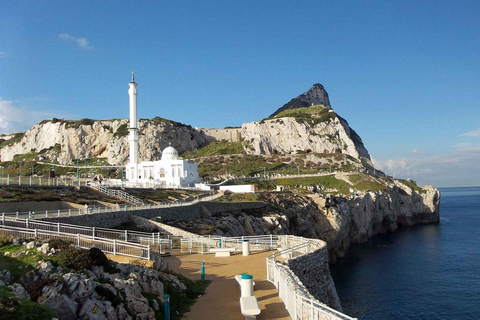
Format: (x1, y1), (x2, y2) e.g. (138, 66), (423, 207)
(330, 187), (480, 319)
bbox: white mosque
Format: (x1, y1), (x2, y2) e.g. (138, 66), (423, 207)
(125, 73), (201, 188)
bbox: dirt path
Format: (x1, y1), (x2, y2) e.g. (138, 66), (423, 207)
(165, 250), (290, 320)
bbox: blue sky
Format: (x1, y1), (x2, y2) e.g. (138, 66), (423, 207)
(1, 1), (479, 187)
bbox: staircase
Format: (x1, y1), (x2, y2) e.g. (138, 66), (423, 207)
(91, 185), (144, 206)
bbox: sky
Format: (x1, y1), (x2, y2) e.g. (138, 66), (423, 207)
(1, 0), (479, 187)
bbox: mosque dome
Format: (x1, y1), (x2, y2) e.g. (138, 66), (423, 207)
(161, 144), (179, 160)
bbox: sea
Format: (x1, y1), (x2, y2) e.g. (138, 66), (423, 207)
(329, 187), (480, 320)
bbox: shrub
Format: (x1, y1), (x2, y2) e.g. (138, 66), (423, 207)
(88, 248), (118, 273)
(0, 235), (13, 247)
(47, 239), (72, 250)
(113, 124), (129, 138)
(55, 247), (92, 270)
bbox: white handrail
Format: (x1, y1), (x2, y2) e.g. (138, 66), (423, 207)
(0, 224), (151, 260)
(266, 236), (356, 320)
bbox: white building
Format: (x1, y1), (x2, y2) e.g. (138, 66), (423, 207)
(125, 73), (200, 188)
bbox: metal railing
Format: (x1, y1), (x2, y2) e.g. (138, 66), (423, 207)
(0, 224), (151, 260)
(92, 185), (144, 206)
(266, 236), (356, 320)
(0, 192), (224, 220)
(180, 234), (280, 253)
(0, 215), (172, 254)
(0, 175), (76, 187)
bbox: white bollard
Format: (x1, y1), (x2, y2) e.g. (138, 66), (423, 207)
(240, 274), (254, 297)
(242, 239), (250, 256)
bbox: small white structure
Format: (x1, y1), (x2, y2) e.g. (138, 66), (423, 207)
(125, 73), (200, 188)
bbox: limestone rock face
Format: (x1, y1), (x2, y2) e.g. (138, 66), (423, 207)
(270, 83), (331, 117)
(240, 115), (370, 160)
(0, 119), (208, 165)
(174, 186), (440, 263)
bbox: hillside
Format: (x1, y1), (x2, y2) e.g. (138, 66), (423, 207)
(1, 83), (371, 178)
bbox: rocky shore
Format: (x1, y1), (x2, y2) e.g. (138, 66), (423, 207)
(168, 183), (440, 263)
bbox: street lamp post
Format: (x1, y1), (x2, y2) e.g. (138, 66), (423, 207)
(121, 161), (124, 188)
(76, 144), (80, 187)
(19, 161), (23, 185)
(51, 156), (56, 176)
(85, 158), (88, 183)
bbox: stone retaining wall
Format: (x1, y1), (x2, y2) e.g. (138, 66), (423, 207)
(287, 240), (342, 310)
(43, 201), (267, 228)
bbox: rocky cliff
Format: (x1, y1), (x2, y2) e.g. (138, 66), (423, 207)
(170, 183), (440, 263)
(270, 83), (331, 117)
(201, 84), (371, 161)
(239, 111), (370, 160)
(0, 118), (208, 165)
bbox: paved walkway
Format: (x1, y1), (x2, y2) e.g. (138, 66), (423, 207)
(164, 250), (290, 320)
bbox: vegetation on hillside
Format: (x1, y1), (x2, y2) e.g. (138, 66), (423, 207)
(265, 105), (336, 125)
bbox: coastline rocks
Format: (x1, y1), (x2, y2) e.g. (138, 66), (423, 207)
(6, 254), (182, 320)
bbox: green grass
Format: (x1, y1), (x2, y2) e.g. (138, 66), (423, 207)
(269, 105), (336, 125)
(277, 175), (351, 194)
(0, 244), (41, 282)
(0, 286), (55, 320)
(214, 193), (260, 202)
(349, 174), (362, 184)
(398, 179), (425, 193)
(0, 133), (25, 148)
(162, 273), (211, 320)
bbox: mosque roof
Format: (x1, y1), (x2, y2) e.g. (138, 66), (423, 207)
(161, 144), (179, 160)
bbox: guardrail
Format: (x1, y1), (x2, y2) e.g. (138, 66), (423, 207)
(0, 175), (76, 187)
(92, 185), (144, 206)
(180, 234), (280, 253)
(0, 224), (151, 260)
(0, 192), (224, 220)
(0, 215), (172, 254)
(266, 236), (356, 320)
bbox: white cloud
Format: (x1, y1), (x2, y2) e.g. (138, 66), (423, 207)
(0, 98), (63, 134)
(373, 144), (480, 187)
(460, 128), (480, 137)
(59, 33), (92, 49)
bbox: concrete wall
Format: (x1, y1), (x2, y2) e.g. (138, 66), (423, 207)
(0, 201), (76, 213)
(43, 201), (267, 228)
(219, 185), (255, 193)
(201, 128), (241, 142)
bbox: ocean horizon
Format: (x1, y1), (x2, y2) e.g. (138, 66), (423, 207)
(330, 186), (480, 319)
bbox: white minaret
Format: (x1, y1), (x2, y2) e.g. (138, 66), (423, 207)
(128, 72), (139, 167)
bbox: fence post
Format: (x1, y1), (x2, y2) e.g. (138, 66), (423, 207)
(164, 294), (170, 320)
(77, 234), (80, 246)
(1, 212), (4, 224)
(34, 228), (38, 238)
(69, 209), (71, 216)
(45, 210), (48, 218)
(270, 234), (273, 249)
(147, 244), (151, 261)
(16, 212), (18, 219)
(78, 208), (81, 215)
(57, 223), (60, 234)
(125, 230), (128, 241)
(113, 239), (116, 255)
(92, 227), (95, 239)
(26, 218), (29, 229)
(58, 209), (60, 217)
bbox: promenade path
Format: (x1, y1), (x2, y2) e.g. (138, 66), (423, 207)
(165, 250), (290, 320)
